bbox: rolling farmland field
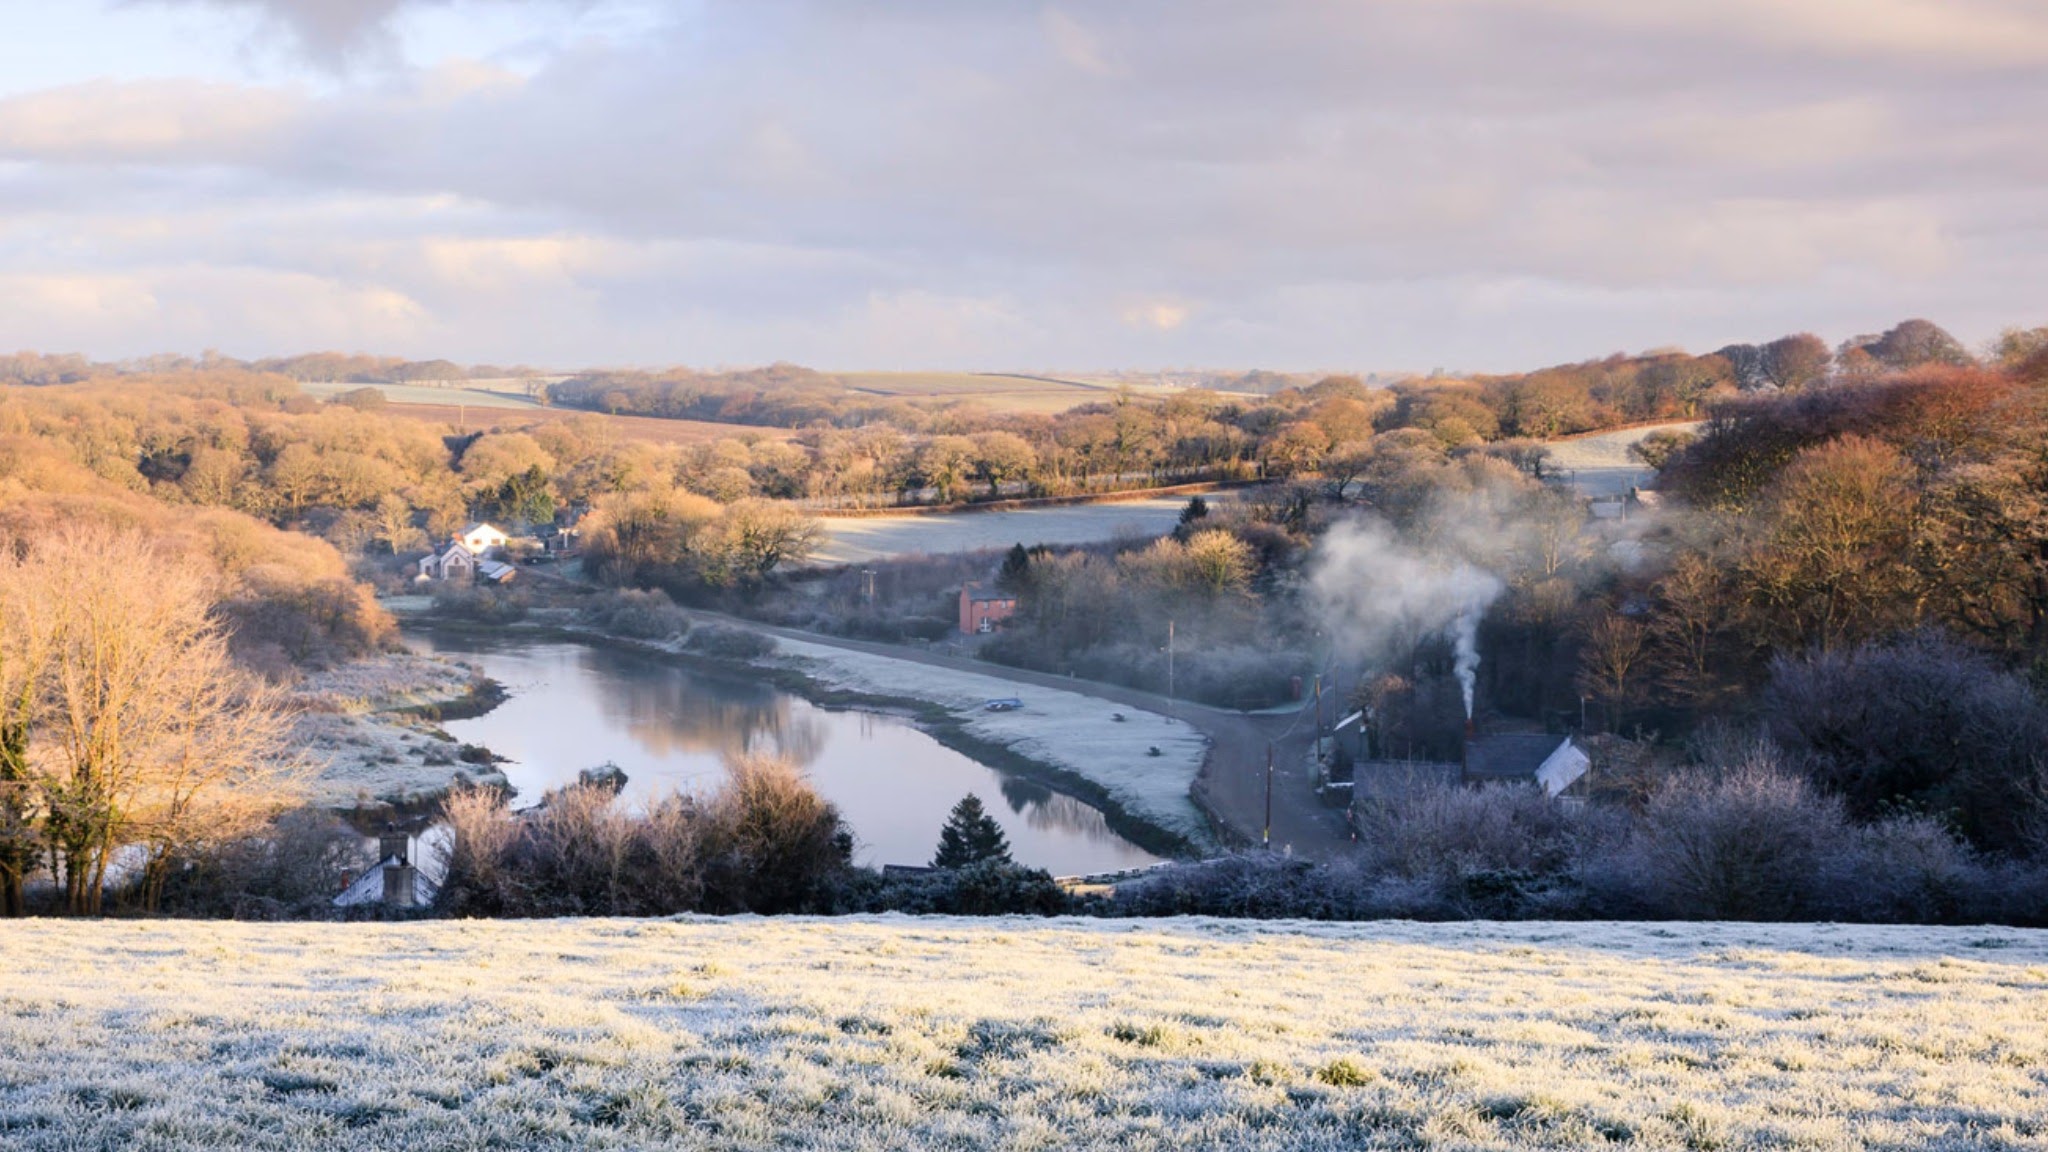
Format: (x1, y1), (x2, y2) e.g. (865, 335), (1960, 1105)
(834, 371), (1118, 414)
(812, 493), (1223, 565)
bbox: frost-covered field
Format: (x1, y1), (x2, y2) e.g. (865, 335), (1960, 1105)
(0, 922), (2044, 1151)
(812, 496), (1219, 565)
(1545, 422), (1701, 497)
(770, 637), (1212, 848)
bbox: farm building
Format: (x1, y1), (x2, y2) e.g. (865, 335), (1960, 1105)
(958, 583), (1018, 634)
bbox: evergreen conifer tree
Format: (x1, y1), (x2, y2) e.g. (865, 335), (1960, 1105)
(996, 543), (1031, 593)
(931, 794), (1012, 869)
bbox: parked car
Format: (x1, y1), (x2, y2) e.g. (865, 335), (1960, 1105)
(984, 697), (1024, 712)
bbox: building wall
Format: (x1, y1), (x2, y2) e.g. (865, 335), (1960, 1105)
(958, 588), (1017, 634)
(460, 528), (507, 554)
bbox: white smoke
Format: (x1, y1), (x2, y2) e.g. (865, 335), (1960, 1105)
(1308, 517), (1504, 716)
(1452, 605), (1484, 717)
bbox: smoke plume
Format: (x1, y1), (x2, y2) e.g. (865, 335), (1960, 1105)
(1309, 517), (1504, 717)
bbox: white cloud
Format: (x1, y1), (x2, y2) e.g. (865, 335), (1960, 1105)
(2, 0), (2045, 367)
(1124, 302), (1188, 332)
(1040, 8), (1116, 76)
(0, 80), (298, 160)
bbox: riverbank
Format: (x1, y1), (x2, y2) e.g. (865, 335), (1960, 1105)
(289, 652), (510, 808)
(384, 601), (1215, 858)
(759, 636), (1213, 855)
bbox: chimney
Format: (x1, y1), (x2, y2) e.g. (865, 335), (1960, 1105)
(382, 863), (418, 908)
(379, 831), (410, 866)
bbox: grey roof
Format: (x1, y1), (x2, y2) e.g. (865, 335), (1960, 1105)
(1463, 734), (1571, 781)
(964, 586), (1015, 602)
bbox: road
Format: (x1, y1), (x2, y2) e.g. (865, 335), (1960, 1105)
(689, 611), (1356, 860)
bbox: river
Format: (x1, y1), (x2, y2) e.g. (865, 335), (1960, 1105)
(406, 630), (1162, 874)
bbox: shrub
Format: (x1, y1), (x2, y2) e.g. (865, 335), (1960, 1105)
(154, 808), (370, 919)
(1610, 754), (1855, 920)
(438, 757), (846, 917)
(831, 861), (1070, 916)
(1110, 854), (1383, 920)
(431, 586), (529, 625)
(1350, 776), (1583, 883)
(578, 588), (689, 641)
(1764, 633), (2048, 853)
(686, 624), (776, 660)
(437, 787), (522, 917)
(697, 754), (850, 913)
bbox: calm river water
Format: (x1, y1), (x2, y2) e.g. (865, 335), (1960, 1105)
(406, 630), (1162, 874)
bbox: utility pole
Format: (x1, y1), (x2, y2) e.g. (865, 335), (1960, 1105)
(861, 567), (876, 606)
(1313, 673), (1323, 762)
(1166, 619), (1175, 718)
(1263, 741), (1274, 850)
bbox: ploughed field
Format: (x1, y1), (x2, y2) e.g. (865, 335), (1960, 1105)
(2, 919), (2044, 1150)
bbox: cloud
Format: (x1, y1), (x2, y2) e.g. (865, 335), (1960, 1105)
(1041, 8), (1116, 76)
(0, 80), (299, 160)
(5, 0), (2048, 366)
(1125, 303), (1188, 332)
(140, 0), (555, 66)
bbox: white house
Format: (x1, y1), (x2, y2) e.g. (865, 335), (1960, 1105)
(417, 540), (478, 581)
(456, 522), (511, 555)
(333, 833), (438, 909)
(416, 522), (517, 583)
(1533, 738), (1592, 797)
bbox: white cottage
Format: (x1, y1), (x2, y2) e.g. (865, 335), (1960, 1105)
(333, 832), (438, 909)
(456, 522), (511, 555)
(416, 522), (515, 582)
(417, 540), (479, 581)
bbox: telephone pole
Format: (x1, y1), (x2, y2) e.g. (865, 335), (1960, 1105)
(1166, 619), (1175, 718)
(1313, 673), (1323, 761)
(1263, 741), (1274, 850)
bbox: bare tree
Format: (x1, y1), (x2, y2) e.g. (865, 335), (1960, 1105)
(1577, 613), (1648, 728)
(0, 544), (61, 916)
(28, 527), (299, 914)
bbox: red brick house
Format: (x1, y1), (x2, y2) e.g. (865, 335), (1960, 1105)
(959, 583), (1018, 634)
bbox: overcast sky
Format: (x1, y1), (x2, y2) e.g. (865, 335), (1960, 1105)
(1, 0), (2044, 372)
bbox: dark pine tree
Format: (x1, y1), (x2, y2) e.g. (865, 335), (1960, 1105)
(996, 543), (1031, 593)
(931, 794), (1012, 869)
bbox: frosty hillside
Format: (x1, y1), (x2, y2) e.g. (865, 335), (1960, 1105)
(3, 916), (2043, 1152)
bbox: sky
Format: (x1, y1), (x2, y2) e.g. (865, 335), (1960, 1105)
(0, 0), (2044, 373)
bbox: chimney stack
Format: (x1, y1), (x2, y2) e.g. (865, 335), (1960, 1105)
(379, 831), (410, 867)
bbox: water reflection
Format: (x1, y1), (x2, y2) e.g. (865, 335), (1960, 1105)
(595, 659), (829, 767)
(404, 630), (1161, 874)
